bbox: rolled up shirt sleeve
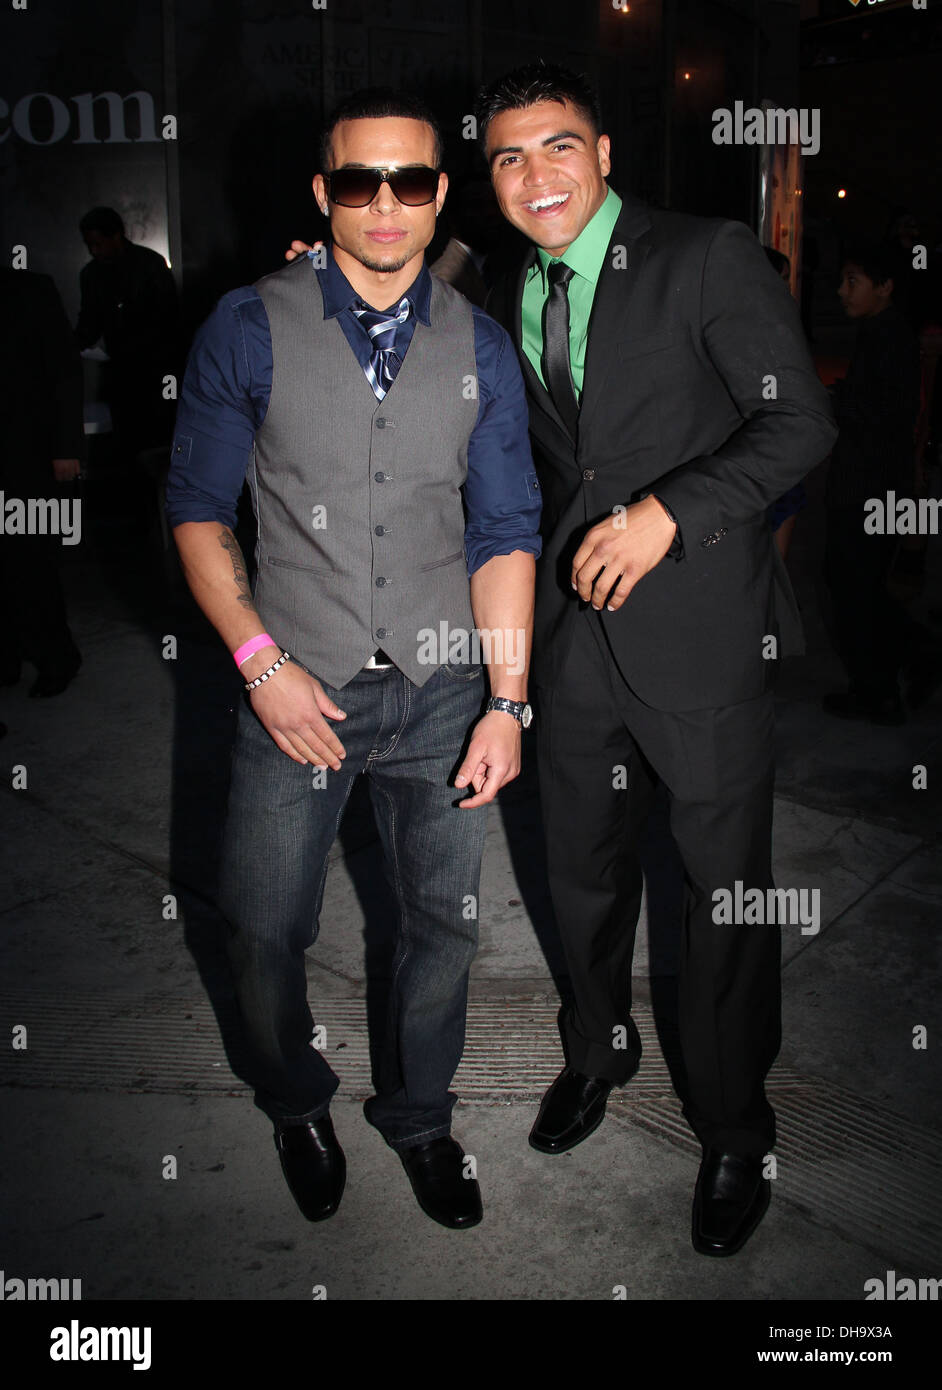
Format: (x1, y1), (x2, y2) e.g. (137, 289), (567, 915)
(165, 288), (271, 529)
(463, 307), (542, 575)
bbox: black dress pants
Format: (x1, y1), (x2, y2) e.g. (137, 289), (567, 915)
(535, 609), (780, 1156)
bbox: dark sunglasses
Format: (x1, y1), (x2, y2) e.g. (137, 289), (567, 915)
(325, 165), (440, 208)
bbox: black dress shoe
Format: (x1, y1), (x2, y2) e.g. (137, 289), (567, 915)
(400, 1136), (482, 1229)
(691, 1148), (771, 1256)
(529, 1064), (634, 1154)
(274, 1114), (346, 1222)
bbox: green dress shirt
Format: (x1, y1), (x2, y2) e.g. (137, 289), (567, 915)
(520, 186), (622, 399)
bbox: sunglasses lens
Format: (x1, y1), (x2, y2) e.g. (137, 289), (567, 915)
(328, 169), (382, 207)
(327, 168), (439, 207)
(388, 168), (439, 205)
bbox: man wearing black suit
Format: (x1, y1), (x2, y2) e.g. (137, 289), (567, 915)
(477, 64), (837, 1255)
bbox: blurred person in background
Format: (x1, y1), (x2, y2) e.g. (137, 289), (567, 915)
(76, 206), (179, 531)
(0, 269), (84, 697)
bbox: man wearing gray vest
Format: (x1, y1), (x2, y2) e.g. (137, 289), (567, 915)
(166, 89), (540, 1231)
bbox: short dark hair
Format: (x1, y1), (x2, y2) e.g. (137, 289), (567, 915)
(474, 62), (602, 154)
(79, 206), (124, 237)
(841, 240), (900, 290)
(319, 87), (444, 171)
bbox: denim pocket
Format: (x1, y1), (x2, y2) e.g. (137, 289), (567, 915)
(439, 658), (484, 682)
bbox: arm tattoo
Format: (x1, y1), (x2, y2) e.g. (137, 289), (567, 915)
(217, 527), (254, 610)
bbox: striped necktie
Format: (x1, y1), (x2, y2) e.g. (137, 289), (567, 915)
(352, 296), (411, 401)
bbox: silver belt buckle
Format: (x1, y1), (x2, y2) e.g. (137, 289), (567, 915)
(363, 650), (394, 671)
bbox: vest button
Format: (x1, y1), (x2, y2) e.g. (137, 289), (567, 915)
(376, 628), (387, 639)
(374, 525), (385, 536)
(374, 472), (386, 483)
(582, 469), (595, 481)
(375, 576), (387, 587)
(376, 418), (386, 429)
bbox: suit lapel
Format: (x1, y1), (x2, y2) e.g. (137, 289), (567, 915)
(579, 196), (653, 432)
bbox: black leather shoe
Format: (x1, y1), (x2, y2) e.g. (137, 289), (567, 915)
(400, 1136), (482, 1229)
(274, 1114), (346, 1222)
(529, 1064), (634, 1154)
(691, 1148), (770, 1256)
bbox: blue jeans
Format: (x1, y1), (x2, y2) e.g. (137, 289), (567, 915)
(218, 658), (488, 1148)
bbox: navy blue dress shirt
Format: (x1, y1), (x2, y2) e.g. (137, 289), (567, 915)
(166, 249), (542, 576)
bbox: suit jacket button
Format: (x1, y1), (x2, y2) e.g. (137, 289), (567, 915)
(583, 469), (595, 481)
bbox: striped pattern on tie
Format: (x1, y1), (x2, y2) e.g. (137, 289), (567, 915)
(352, 296), (412, 401)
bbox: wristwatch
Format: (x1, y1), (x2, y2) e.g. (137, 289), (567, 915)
(485, 697), (533, 728)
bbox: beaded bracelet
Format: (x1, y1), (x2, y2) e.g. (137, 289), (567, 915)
(244, 650), (291, 691)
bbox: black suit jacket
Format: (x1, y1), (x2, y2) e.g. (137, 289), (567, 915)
(488, 193), (838, 711)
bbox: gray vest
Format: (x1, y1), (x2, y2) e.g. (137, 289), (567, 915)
(250, 257), (480, 688)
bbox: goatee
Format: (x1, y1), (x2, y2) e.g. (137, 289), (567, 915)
(358, 249), (413, 275)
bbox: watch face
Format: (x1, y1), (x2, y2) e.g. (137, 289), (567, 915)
(521, 704), (533, 729)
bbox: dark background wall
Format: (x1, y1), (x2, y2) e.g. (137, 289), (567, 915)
(801, 6), (942, 244)
(0, 0), (171, 322)
(2, 0), (935, 345)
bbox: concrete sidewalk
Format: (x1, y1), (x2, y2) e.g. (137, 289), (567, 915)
(1, 458), (940, 1301)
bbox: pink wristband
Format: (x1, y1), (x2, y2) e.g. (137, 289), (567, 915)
(233, 633), (277, 668)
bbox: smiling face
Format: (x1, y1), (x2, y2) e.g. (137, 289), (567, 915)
(484, 99), (611, 257)
(312, 116), (446, 297)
